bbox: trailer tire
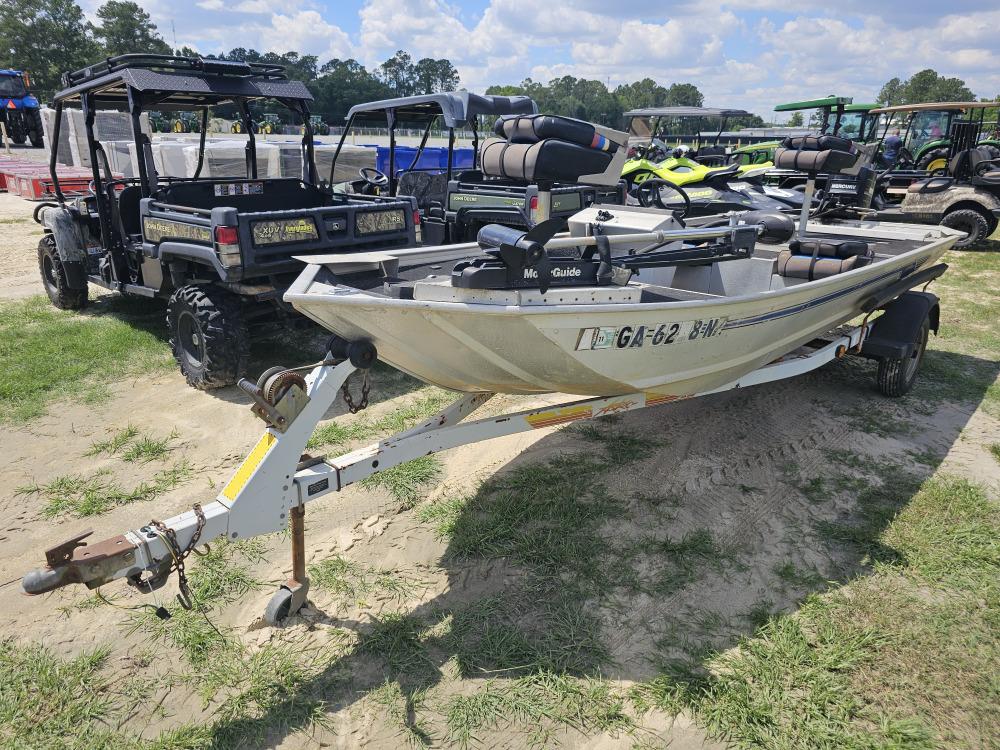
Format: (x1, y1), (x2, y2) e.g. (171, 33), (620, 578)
(876, 316), (929, 397)
(27, 109), (44, 148)
(941, 208), (990, 249)
(167, 285), (248, 390)
(38, 235), (87, 310)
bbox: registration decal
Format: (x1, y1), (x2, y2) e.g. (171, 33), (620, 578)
(576, 317), (727, 351)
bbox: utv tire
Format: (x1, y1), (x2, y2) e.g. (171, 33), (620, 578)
(167, 285), (249, 390)
(38, 235), (87, 310)
(917, 147), (949, 173)
(27, 109), (44, 148)
(876, 317), (929, 398)
(941, 208), (990, 249)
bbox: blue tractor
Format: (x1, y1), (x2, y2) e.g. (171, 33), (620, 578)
(0, 69), (44, 147)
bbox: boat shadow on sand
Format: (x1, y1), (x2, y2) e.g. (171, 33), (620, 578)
(189, 344), (997, 747)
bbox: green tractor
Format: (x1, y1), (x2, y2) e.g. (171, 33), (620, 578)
(869, 101), (1000, 173)
(169, 110), (202, 134)
(304, 114), (329, 136)
(256, 112), (282, 135)
(147, 111), (170, 132)
(729, 96), (880, 166)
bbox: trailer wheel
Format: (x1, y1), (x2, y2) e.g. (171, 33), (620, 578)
(38, 235), (87, 310)
(26, 109), (44, 148)
(941, 208), (990, 249)
(167, 285), (248, 390)
(263, 588), (294, 626)
(876, 317), (929, 397)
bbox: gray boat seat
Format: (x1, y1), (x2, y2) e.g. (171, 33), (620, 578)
(776, 238), (873, 280)
(774, 134), (859, 174)
(482, 113), (621, 184)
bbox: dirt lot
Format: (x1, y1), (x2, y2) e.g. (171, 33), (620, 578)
(0, 189), (997, 749)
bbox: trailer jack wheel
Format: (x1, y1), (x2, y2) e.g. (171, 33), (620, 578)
(264, 503), (310, 626)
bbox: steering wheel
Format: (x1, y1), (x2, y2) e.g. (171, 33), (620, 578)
(635, 178), (691, 219)
(359, 167), (389, 189)
(895, 147), (915, 169)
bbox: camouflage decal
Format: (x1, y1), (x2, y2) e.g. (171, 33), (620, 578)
(251, 217), (319, 245)
(143, 217), (212, 244)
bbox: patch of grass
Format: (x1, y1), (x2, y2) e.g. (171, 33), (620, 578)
(574, 418), (658, 464)
(185, 539), (267, 606)
(86, 424), (140, 456)
(308, 555), (412, 603)
(359, 612), (433, 677)
(122, 430), (178, 463)
(0, 295), (173, 423)
(19, 460), (192, 517)
(367, 680), (432, 747)
(57, 591), (120, 617)
(653, 528), (735, 595)
(773, 560), (825, 589)
(444, 671), (633, 748)
(0, 639), (136, 749)
(744, 600), (776, 630)
(307, 388), (453, 451)
(360, 455), (442, 508)
(989, 443), (1000, 465)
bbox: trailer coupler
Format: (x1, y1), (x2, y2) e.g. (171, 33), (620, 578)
(22, 530), (144, 595)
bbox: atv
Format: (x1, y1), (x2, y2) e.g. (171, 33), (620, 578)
(0, 68), (44, 147)
(35, 53), (416, 389)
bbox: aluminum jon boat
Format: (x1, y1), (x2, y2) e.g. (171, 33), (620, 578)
(285, 205), (956, 398)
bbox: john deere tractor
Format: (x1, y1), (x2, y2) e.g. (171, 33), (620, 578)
(871, 102), (1000, 173)
(256, 112), (281, 134)
(0, 69), (44, 147)
(169, 110), (202, 133)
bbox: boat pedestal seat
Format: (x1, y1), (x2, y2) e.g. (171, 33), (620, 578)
(774, 134), (860, 175)
(776, 238), (873, 281)
(481, 113), (626, 186)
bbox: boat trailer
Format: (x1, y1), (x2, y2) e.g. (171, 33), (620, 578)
(21, 319), (896, 625)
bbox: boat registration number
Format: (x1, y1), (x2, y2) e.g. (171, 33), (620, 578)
(576, 318), (726, 351)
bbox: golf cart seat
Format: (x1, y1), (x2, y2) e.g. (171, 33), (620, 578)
(776, 238), (873, 280)
(481, 114), (626, 185)
(397, 170), (449, 211)
(774, 134), (859, 174)
(908, 146), (1000, 192)
(967, 147), (1000, 185)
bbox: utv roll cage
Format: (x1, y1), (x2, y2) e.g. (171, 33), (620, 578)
(330, 92), (537, 195)
(623, 106), (755, 163)
(49, 53), (319, 253)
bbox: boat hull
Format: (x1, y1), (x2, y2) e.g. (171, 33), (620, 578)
(286, 221), (956, 397)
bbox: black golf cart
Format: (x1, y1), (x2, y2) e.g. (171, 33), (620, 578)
(35, 54), (416, 388)
(330, 92), (625, 244)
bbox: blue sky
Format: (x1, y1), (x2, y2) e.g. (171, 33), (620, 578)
(87, 0), (1000, 118)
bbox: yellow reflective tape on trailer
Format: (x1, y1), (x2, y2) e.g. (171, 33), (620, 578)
(222, 432), (277, 502)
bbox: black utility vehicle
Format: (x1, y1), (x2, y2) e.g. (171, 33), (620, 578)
(331, 93), (625, 244)
(35, 54), (416, 388)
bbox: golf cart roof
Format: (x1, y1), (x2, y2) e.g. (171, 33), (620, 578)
(54, 54), (312, 109)
(624, 106), (753, 118)
(345, 92), (537, 128)
(774, 96), (852, 112)
(871, 101), (999, 114)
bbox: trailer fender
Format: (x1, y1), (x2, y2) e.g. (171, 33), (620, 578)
(38, 205), (89, 289)
(860, 291), (939, 361)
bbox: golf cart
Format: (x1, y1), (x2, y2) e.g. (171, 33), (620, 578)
(35, 53), (416, 389)
(621, 106), (808, 217)
(0, 68), (44, 147)
(330, 92), (625, 244)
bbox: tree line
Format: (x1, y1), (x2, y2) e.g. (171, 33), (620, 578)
(1, 0), (993, 129)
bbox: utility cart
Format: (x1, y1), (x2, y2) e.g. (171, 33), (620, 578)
(330, 93), (625, 244)
(34, 54), (416, 389)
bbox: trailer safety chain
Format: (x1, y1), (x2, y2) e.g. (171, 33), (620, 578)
(149, 503), (206, 610)
(341, 370), (371, 413)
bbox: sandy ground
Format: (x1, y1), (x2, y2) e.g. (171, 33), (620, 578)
(0, 187), (998, 748)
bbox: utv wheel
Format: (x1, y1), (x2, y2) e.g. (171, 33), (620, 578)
(876, 317), (929, 397)
(167, 285), (248, 390)
(38, 235), (87, 310)
(27, 109), (44, 148)
(941, 208), (990, 249)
